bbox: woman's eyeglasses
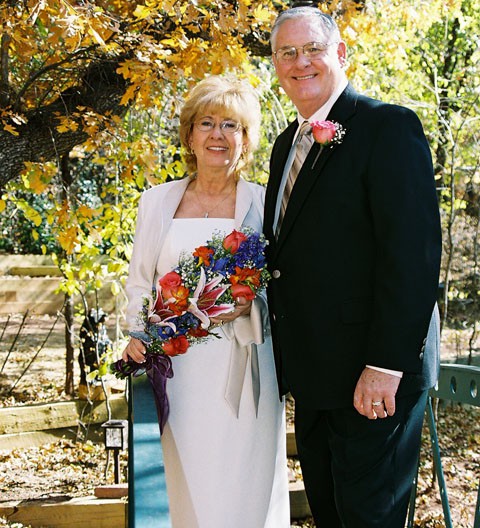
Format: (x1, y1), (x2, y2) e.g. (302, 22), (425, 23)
(194, 119), (243, 134)
(273, 41), (338, 64)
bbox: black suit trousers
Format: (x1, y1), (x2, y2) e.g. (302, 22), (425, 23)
(295, 390), (428, 528)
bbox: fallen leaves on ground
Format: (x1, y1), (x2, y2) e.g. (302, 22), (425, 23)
(0, 317), (479, 527)
(287, 398), (479, 528)
(0, 439), (127, 505)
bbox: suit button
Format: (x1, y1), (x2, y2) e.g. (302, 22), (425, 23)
(272, 269), (281, 279)
(419, 352), (424, 361)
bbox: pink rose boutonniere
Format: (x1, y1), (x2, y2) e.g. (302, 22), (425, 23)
(310, 120), (345, 147)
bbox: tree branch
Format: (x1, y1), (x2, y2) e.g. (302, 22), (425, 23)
(0, 32), (11, 107)
(0, 56), (128, 190)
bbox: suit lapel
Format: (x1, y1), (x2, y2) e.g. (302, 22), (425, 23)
(274, 84), (359, 254)
(275, 141), (334, 248)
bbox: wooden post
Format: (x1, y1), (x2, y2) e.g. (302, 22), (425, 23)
(60, 151), (76, 396)
(64, 291), (75, 395)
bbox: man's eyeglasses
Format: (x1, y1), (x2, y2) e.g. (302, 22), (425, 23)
(194, 119), (243, 134)
(273, 41), (338, 64)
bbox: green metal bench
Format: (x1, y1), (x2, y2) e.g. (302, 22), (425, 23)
(407, 363), (480, 528)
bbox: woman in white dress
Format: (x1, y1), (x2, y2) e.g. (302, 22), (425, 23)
(123, 75), (290, 528)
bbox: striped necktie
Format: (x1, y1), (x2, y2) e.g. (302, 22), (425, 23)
(276, 120), (313, 237)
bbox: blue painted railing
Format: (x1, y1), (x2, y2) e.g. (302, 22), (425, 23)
(128, 375), (171, 527)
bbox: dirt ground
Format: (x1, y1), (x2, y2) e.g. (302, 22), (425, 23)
(0, 313), (479, 527)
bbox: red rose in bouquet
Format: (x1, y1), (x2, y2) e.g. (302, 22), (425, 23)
(223, 229), (247, 253)
(163, 335), (190, 356)
(231, 283), (256, 301)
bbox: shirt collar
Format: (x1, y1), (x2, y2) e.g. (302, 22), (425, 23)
(296, 78), (348, 127)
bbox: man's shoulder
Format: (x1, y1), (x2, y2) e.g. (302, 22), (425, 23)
(350, 92), (428, 145)
(355, 92), (418, 121)
(275, 119), (297, 143)
(271, 120), (297, 156)
(279, 118), (298, 134)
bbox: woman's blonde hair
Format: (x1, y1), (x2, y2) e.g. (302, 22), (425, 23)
(179, 75), (261, 176)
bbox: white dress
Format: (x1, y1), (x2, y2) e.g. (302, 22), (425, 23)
(157, 218), (290, 528)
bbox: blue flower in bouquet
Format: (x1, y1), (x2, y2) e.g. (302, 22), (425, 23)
(211, 256), (229, 275)
(234, 232), (267, 269)
(173, 312), (202, 334)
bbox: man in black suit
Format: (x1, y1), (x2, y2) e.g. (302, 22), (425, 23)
(264, 7), (442, 527)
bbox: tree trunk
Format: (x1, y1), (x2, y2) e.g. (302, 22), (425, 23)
(0, 57), (128, 190)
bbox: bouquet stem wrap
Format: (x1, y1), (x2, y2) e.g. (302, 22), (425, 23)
(146, 354), (174, 435)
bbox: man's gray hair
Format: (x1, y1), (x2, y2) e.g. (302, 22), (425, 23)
(270, 7), (341, 50)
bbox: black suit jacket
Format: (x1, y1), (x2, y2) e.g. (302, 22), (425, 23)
(264, 84), (442, 409)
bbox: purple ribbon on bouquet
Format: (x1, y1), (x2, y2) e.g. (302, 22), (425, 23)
(146, 354), (174, 435)
(111, 353), (174, 435)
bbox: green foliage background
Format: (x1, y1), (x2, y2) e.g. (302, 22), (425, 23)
(1, 0), (479, 338)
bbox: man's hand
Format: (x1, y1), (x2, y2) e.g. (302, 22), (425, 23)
(353, 367), (401, 420)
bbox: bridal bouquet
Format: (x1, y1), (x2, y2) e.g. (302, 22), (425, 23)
(111, 227), (270, 433)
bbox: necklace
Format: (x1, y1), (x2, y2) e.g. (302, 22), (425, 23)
(193, 184), (236, 218)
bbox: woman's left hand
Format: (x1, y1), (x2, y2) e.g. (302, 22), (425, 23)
(210, 296), (251, 326)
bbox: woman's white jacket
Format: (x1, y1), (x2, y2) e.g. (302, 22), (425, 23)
(126, 176), (267, 330)
(124, 176), (270, 415)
